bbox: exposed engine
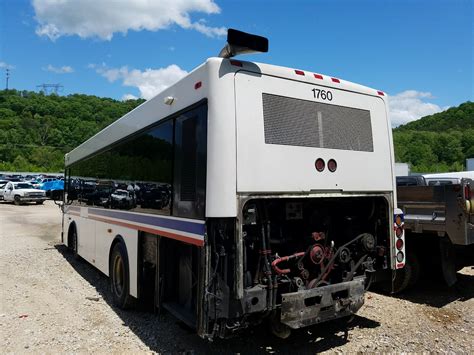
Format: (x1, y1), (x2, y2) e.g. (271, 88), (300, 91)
(242, 197), (389, 308)
(204, 196), (391, 339)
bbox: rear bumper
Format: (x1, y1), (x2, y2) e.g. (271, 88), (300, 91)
(280, 276), (365, 329)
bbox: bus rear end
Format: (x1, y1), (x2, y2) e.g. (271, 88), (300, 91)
(202, 61), (401, 338)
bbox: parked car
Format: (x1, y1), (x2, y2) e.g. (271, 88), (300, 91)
(111, 189), (135, 209)
(2, 182), (47, 205)
(0, 180), (10, 200)
(32, 177), (57, 189)
(40, 179), (64, 197)
(140, 186), (168, 209)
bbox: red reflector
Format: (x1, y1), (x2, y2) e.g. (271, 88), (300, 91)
(377, 90), (385, 96)
(315, 158), (325, 172)
(327, 159), (337, 172)
(314, 73), (323, 80)
(465, 185), (472, 200)
(395, 227), (403, 237)
(397, 263), (405, 268)
(331, 77), (340, 83)
(194, 81), (202, 90)
(396, 239), (404, 250)
(295, 70), (305, 76)
(230, 60), (243, 67)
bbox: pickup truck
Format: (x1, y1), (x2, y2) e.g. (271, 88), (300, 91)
(394, 176), (474, 291)
(2, 181), (47, 205)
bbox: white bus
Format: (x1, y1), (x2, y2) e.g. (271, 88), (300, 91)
(61, 29), (404, 339)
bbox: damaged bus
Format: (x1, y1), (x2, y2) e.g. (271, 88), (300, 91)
(61, 29), (404, 339)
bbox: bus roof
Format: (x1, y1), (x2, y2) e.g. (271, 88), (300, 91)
(65, 57), (386, 166)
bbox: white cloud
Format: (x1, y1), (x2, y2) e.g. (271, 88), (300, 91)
(32, 0), (226, 41)
(0, 61), (15, 69)
(389, 90), (448, 127)
(122, 93), (138, 101)
(43, 64), (74, 74)
(94, 64), (188, 100)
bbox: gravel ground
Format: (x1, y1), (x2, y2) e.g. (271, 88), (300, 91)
(1, 201), (473, 353)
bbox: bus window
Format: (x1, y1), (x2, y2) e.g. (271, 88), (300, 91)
(173, 103), (207, 219)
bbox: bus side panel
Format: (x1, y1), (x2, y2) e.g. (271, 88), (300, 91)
(64, 211), (139, 298)
(94, 221), (118, 274)
(75, 216), (96, 265)
(95, 222), (139, 298)
(205, 58), (238, 218)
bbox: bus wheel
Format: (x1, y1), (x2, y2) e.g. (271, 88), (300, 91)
(110, 242), (133, 309)
(392, 252), (420, 293)
(68, 226), (78, 258)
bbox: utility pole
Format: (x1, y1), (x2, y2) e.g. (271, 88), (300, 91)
(5, 68), (9, 90)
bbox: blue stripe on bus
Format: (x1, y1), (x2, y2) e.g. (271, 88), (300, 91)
(88, 208), (205, 236)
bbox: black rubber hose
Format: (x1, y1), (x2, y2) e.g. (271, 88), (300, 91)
(261, 224), (273, 309)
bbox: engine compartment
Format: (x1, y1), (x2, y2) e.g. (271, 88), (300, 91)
(203, 196), (391, 338)
(241, 196), (390, 306)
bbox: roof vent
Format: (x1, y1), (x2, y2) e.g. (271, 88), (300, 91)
(218, 29), (269, 59)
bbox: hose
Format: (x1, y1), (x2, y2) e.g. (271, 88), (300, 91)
(271, 252), (306, 274)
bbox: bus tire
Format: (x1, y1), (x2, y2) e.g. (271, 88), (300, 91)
(68, 225), (79, 258)
(407, 252), (421, 287)
(392, 252), (420, 293)
(110, 242), (133, 309)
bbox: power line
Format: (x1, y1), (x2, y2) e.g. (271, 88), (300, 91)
(36, 83), (64, 95)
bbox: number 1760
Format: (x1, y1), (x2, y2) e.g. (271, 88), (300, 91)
(312, 88), (333, 101)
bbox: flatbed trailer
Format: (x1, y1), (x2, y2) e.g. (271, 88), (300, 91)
(395, 178), (474, 291)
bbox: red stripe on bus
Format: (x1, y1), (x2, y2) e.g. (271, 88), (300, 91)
(88, 215), (204, 247)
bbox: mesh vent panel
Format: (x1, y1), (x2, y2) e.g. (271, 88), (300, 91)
(262, 93), (373, 152)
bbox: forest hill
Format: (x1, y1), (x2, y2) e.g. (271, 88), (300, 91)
(0, 90), (472, 173)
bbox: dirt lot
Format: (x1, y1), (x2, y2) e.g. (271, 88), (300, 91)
(1, 201), (473, 353)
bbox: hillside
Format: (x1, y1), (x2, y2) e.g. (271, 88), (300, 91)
(0, 89), (144, 172)
(395, 101), (474, 132)
(393, 101), (474, 173)
(0, 89), (472, 173)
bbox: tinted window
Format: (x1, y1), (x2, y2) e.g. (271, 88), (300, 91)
(66, 101), (207, 220)
(173, 105), (207, 219)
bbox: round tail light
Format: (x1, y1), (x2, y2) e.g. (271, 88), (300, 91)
(327, 159), (337, 172)
(395, 215), (403, 226)
(396, 251), (404, 262)
(395, 227), (403, 237)
(315, 158), (325, 172)
(396, 238), (404, 250)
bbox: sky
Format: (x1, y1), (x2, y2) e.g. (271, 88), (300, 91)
(0, 0), (472, 126)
